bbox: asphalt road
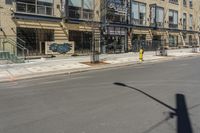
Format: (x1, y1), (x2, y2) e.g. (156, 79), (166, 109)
(0, 57), (200, 133)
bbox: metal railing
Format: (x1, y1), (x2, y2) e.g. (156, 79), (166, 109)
(0, 36), (29, 62)
(150, 22), (164, 28)
(132, 19), (146, 26)
(132, 40), (165, 52)
(7, 37), (29, 58)
(169, 23), (178, 29)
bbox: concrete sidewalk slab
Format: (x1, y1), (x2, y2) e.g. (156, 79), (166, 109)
(0, 71), (12, 81)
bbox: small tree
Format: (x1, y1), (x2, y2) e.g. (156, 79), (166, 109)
(83, 0), (101, 63)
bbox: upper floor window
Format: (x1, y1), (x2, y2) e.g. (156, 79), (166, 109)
(16, 0), (53, 16)
(68, 0), (94, 20)
(189, 0), (193, 8)
(183, 13), (187, 30)
(169, 0), (179, 4)
(68, 0), (82, 7)
(169, 10), (178, 29)
(5, 0), (13, 5)
(183, 0), (187, 7)
(131, 1), (146, 26)
(37, 0), (53, 15)
(150, 6), (164, 27)
(106, 0), (127, 23)
(189, 14), (193, 30)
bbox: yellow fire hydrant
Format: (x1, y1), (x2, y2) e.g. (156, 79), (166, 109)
(139, 48), (144, 62)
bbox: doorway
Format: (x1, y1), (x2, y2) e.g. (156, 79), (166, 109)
(152, 35), (163, 49)
(69, 30), (92, 54)
(132, 34), (146, 52)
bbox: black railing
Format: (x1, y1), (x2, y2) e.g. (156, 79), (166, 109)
(169, 23), (178, 29)
(132, 40), (166, 52)
(132, 19), (146, 26)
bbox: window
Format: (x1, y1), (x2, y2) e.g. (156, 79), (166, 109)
(5, 0), (13, 5)
(83, 0), (94, 20)
(37, 0), (53, 15)
(169, 10), (178, 28)
(84, 0), (93, 9)
(68, 0), (94, 20)
(131, 1), (146, 25)
(189, 14), (193, 30)
(189, 0), (193, 8)
(68, 0), (82, 7)
(16, 0), (54, 16)
(150, 6), (164, 27)
(183, 0), (187, 7)
(169, 0), (178, 4)
(106, 0), (127, 23)
(183, 13), (187, 30)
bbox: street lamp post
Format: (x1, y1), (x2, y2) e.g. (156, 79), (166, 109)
(0, 5), (3, 51)
(0, 5), (3, 32)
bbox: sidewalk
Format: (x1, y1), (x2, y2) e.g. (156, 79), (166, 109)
(0, 48), (199, 82)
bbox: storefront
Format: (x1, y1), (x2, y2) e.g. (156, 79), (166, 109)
(69, 30), (92, 54)
(101, 26), (127, 53)
(169, 34), (178, 47)
(101, 0), (128, 53)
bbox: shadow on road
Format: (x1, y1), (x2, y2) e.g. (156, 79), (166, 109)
(113, 82), (193, 133)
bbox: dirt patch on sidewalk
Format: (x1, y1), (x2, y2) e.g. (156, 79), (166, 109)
(81, 61), (109, 66)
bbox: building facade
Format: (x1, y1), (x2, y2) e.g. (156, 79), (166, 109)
(129, 0), (200, 51)
(0, 0), (100, 56)
(0, 0), (200, 56)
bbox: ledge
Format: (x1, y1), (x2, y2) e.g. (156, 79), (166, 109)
(13, 12), (62, 22)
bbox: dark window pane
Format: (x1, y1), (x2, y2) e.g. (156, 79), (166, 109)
(37, 6), (46, 14)
(16, 3), (26, 12)
(27, 4), (35, 13)
(5, 0), (13, 5)
(46, 7), (53, 15)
